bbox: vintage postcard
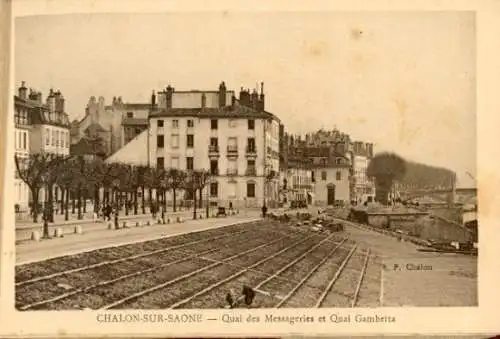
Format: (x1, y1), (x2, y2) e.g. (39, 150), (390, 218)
(1, 0), (500, 337)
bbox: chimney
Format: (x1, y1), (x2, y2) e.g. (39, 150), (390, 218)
(201, 92), (206, 109)
(218, 81), (227, 107)
(231, 94), (236, 106)
(166, 85), (173, 109)
(47, 89), (56, 112)
(55, 91), (65, 112)
(112, 96), (117, 105)
(259, 81), (265, 110)
(151, 90), (156, 107)
(19, 81), (27, 99)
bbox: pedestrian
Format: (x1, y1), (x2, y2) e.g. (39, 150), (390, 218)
(229, 201), (233, 212)
(151, 203), (156, 218)
(261, 204), (268, 218)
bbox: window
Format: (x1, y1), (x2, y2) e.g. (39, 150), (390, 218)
(210, 137), (218, 146)
(211, 119), (218, 130)
(51, 130), (56, 146)
(135, 128), (141, 134)
(172, 119), (179, 128)
(247, 159), (255, 167)
(248, 119), (255, 130)
(127, 112), (134, 118)
(186, 157), (194, 170)
(187, 119), (194, 127)
(22, 132), (27, 150)
(336, 171), (341, 181)
(210, 182), (218, 197)
(187, 134), (194, 148)
(336, 158), (342, 165)
(157, 120), (164, 127)
(321, 171), (327, 181)
(171, 157), (180, 168)
(210, 160), (218, 175)
(66, 132), (70, 147)
(157, 157), (164, 169)
(311, 170), (315, 183)
(247, 182), (256, 198)
(55, 130), (59, 147)
(247, 138), (256, 152)
(171, 134), (179, 148)
(228, 119), (237, 128)
(157, 135), (164, 148)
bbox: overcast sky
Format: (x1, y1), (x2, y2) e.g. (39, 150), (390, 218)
(14, 12), (476, 187)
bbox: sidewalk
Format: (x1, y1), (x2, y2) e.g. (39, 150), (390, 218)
(16, 208), (191, 229)
(16, 212), (262, 265)
(15, 211), (192, 242)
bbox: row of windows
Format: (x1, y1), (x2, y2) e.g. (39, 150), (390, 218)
(156, 134), (257, 151)
(45, 128), (69, 148)
(14, 107), (29, 126)
(208, 182), (256, 198)
(156, 119), (256, 130)
(156, 157), (256, 174)
(15, 130), (28, 150)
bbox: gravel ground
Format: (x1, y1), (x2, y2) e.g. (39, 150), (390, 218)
(118, 235), (327, 309)
(22, 229), (287, 310)
(15, 221), (257, 282)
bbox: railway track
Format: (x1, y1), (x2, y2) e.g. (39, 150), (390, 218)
(15, 220), (263, 282)
(16, 225), (301, 310)
(166, 233), (347, 309)
(106, 233), (334, 309)
(16, 218), (383, 310)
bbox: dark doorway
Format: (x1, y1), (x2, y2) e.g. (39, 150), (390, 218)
(327, 185), (335, 205)
(307, 193), (312, 205)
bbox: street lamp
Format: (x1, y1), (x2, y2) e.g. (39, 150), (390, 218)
(112, 178), (120, 229)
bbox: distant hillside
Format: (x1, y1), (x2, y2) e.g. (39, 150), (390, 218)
(399, 162), (455, 189)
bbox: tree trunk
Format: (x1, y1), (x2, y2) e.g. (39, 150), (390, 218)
(31, 188), (40, 223)
(163, 191), (167, 211)
(65, 188), (70, 221)
(72, 192), (76, 214)
(199, 188), (203, 208)
(173, 189), (177, 212)
(133, 190), (138, 215)
(48, 183), (55, 223)
(94, 184), (100, 213)
(125, 192), (129, 216)
(60, 189), (65, 215)
(77, 184), (83, 220)
(141, 186), (146, 214)
(193, 189), (197, 219)
(148, 188), (152, 207)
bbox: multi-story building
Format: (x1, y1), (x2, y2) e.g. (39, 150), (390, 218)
(284, 132), (352, 206)
(107, 81), (282, 208)
(351, 141), (375, 203)
(13, 82), (71, 211)
(71, 95), (149, 156)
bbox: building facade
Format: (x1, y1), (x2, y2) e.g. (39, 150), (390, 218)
(107, 81), (281, 208)
(71, 95), (150, 156)
(14, 82), (71, 211)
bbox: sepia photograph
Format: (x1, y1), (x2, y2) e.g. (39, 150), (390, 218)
(9, 10), (480, 313)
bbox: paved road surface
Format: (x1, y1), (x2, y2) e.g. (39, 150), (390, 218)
(339, 217), (477, 307)
(16, 213), (261, 265)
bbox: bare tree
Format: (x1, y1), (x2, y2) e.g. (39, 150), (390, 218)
(15, 152), (66, 223)
(166, 168), (187, 212)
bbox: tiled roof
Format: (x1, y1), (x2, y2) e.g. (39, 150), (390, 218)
(85, 122), (108, 133)
(122, 118), (148, 126)
(150, 104), (279, 121)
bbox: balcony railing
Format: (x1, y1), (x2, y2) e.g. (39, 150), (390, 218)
(227, 145), (238, 157)
(245, 167), (257, 176)
(227, 168), (238, 176)
(208, 145), (220, 157)
(245, 146), (257, 157)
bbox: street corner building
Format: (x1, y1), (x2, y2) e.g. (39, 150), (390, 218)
(106, 81), (282, 209)
(14, 82), (71, 213)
